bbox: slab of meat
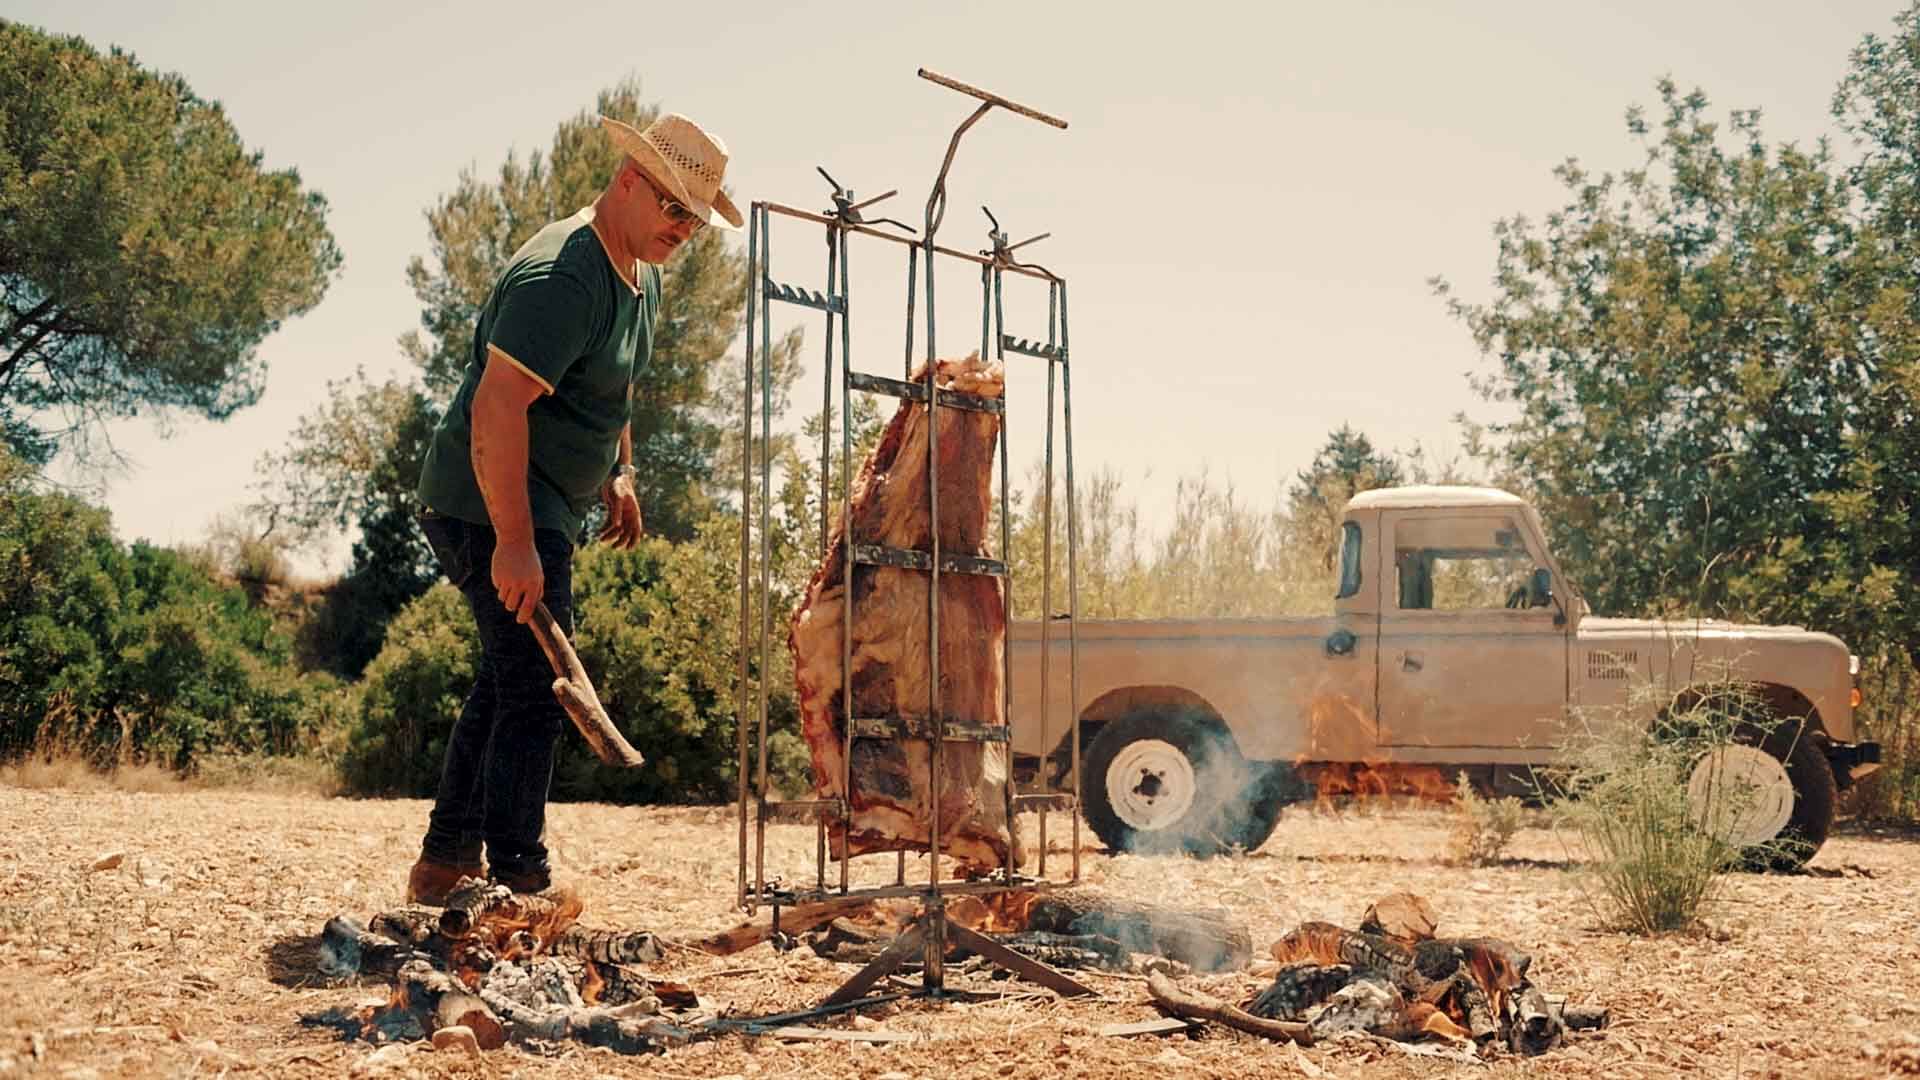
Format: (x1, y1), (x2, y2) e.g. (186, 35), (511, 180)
(788, 352), (1021, 871)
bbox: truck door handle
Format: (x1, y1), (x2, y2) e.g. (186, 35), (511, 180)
(1400, 652), (1423, 673)
(1324, 629), (1356, 657)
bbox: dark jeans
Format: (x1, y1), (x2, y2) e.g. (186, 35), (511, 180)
(416, 510), (575, 882)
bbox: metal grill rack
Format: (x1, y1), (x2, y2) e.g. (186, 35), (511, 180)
(735, 70), (1086, 1009)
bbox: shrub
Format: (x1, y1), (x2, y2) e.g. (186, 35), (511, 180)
(0, 451), (338, 771)
(1445, 775), (1525, 865)
(337, 583), (476, 796)
(1547, 683), (1778, 933)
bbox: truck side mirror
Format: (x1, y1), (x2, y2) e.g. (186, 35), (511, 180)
(1529, 567), (1554, 608)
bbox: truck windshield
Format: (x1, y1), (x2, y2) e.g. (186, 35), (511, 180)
(1393, 516), (1537, 611)
(1336, 522), (1363, 599)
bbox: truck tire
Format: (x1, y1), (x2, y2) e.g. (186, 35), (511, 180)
(1687, 719), (1835, 872)
(1081, 710), (1284, 856)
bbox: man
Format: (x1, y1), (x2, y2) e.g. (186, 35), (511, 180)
(406, 113), (744, 904)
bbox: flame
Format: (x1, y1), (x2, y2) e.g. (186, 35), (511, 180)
(580, 959), (606, 1005)
(837, 890), (1039, 937)
(1297, 761), (1455, 809)
(1268, 922), (1350, 966)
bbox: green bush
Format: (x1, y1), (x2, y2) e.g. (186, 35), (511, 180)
(0, 450), (341, 770)
(338, 583), (476, 796)
(1547, 684), (1778, 933)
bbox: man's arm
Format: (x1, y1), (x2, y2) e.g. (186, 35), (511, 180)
(597, 400), (642, 549)
(472, 348), (549, 622)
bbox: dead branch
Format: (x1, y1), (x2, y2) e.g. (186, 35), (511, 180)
(528, 601), (645, 768)
(1146, 971), (1313, 1045)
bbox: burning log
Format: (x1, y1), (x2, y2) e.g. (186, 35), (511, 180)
(1024, 889), (1252, 972)
(395, 958), (506, 1050)
(1241, 897), (1601, 1057)
(552, 925), (663, 966)
(318, 888), (672, 1055)
(475, 989), (685, 1053)
(788, 353), (1020, 871)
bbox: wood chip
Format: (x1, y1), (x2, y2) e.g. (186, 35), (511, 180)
(1100, 1018), (1196, 1038)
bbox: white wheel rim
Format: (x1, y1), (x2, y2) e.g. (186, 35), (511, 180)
(1688, 745), (1796, 848)
(1106, 739), (1198, 832)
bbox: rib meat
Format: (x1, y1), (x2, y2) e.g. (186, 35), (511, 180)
(788, 353), (1021, 870)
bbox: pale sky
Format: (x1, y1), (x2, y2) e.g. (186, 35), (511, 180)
(13, 0), (1905, 575)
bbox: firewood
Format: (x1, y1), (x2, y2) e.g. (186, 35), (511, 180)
(527, 601), (645, 769)
(1025, 889), (1252, 972)
(1146, 971), (1313, 1045)
(397, 958), (505, 1050)
(369, 905), (445, 947)
(551, 926), (663, 965)
(982, 931), (1129, 971)
(687, 896), (888, 956)
(1508, 984), (1564, 1054)
(1359, 893), (1438, 943)
(319, 915), (430, 977)
(439, 879), (515, 937)
(476, 988), (686, 1053)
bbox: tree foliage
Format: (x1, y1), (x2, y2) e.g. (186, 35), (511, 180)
(1437, 49), (1920, 658)
(0, 449), (338, 769)
(0, 20), (340, 465)
(1287, 424), (1405, 570)
(1437, 4), (1920, 814)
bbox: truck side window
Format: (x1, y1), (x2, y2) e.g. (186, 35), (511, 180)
(1393, 516), (1536, 611)
(1335, 522), (1363, 599)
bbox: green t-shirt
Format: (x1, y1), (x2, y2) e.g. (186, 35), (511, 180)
(417, 208), (660, 540)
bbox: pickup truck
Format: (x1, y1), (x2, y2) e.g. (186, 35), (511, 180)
(1007, 485), (1881, 866)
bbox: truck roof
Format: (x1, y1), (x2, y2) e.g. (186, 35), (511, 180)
(1346, 485), (1527, 510)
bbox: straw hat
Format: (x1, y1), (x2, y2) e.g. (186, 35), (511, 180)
(599, 113), (744, 230)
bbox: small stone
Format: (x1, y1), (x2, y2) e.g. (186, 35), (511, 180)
(90, 852), (124, 872)
(431, 1026), (480, 1055)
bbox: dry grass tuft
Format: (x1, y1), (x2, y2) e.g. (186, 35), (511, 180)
(1444, 775), (1526, 866)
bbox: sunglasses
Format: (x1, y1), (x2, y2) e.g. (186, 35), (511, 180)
(639, 169), (705, 230)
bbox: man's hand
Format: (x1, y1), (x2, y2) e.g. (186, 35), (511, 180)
(492, 535), (544, 623)
(598, 474), (643, 549)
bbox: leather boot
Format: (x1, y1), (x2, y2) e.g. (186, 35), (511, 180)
(405, 855), (484, 906)
(488, 864), (553, 895)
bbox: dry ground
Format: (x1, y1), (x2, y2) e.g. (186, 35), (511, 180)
(2, 786), (1918, 1079)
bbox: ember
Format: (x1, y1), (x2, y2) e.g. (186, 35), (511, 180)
(1241, 892), (1606, 1056)
(315, 878), (679, 1055)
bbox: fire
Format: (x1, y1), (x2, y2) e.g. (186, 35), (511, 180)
(1297, 762), (1455, 809)
(838, 890), (1038, 937)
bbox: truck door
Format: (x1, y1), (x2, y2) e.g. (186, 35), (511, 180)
(1376, 510), (1569, 749)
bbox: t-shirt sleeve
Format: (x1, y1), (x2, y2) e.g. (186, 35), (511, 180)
(486, 269), (597, 394)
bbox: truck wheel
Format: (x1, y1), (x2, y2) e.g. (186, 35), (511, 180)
(1686, 721), (1835, 872)
(1082, 710), (1281, 856)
